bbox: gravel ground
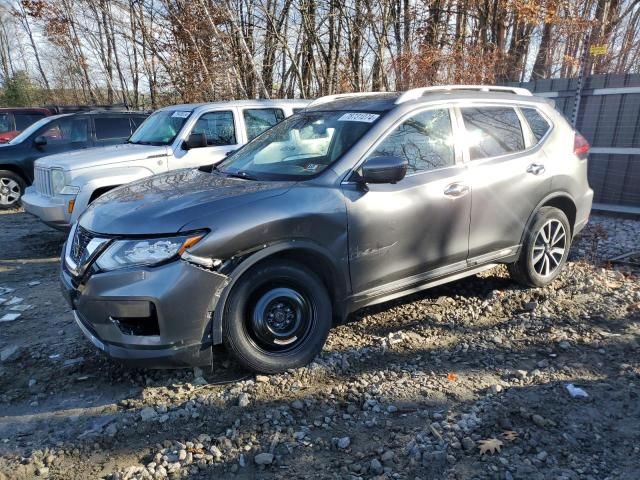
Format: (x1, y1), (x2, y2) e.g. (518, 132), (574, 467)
(0, 210), (639, 480)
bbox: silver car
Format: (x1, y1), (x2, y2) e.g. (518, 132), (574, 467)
(60, 86), (593, 373)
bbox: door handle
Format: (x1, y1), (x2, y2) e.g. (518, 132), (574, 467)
(527, 163), (546, 175)
(444, 183), (469, 197)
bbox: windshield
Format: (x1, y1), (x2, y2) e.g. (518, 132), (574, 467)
(217, 110), (379, 180)
(9, 116), (57, 144)
(129, 110), (191, 146)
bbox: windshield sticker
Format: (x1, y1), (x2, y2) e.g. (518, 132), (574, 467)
(171, 111), (191, 118)
(305, 163), (320, 171)
(338, 112), (379, 123)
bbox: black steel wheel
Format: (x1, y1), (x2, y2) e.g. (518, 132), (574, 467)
(223, 260), (332, 373)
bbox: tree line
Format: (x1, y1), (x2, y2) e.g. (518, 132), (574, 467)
(0, 0), (638, 108)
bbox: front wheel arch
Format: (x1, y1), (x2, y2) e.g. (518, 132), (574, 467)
(209, 241), (347, 346)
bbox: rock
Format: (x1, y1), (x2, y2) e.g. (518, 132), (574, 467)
(254, 453), (274, 465)
(178, 449), (187, 461)
(536, 451), (548, 461)
(238, 393), (250, 407)
(36, 466), (49, 476)
(461, 437), (476, 451)
(255, 375), (270, 383)
(337, 437), (351, 449)
(0, 345), (21, 362)
(105, 423), (118, 437)
(291, 400), (304, 410)
(515, 369), (528, 380)
(381, 450), (394, 462)
(523, 301), (538, 312)
(531, 414), (546, 427)
(559, 341), (571, 350)
(369, 458), (383, 475)
(140, 407), (158, 421)
(490, 384), (503, 394)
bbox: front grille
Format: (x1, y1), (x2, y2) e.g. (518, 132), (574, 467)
(70, 226), (94, 266)
(34, 167), (53, 196)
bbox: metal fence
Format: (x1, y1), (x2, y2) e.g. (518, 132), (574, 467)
(505, 74), (640, 212)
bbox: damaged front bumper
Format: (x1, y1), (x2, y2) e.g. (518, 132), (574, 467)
(60, 256), (229, 368)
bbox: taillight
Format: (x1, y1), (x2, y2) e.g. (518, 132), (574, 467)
(574, 132), (590, 159)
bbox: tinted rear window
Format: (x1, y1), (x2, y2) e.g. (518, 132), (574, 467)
(243, 108), (285, 141)
(15, 113), (46, 130)
(461, 107), (525, 160)
(522, 108), (551, 142)
(95, 117), (132, 140)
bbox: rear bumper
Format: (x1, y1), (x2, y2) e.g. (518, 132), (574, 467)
(22, 187), (72, 230)
(574, 188), (594, 236)
(60, 256), (229, 368)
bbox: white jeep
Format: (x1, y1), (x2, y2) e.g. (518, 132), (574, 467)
(22, 99), (308, 229)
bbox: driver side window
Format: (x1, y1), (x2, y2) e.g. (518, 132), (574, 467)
(369, 109), (455, 175)
(191, 111), (236, 146)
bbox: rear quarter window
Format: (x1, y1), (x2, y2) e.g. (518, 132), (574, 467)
(521, 108), (552, 142)
(460, 106), (525, 160)
(95, 116), (133, 140)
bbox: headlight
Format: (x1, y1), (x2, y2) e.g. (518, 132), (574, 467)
(95, 233), (204, 271)
(51, 168), (66, 194)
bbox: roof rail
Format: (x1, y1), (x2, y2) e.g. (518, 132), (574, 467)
(395, 85), (533, 104)
(307, 92), (386, 108)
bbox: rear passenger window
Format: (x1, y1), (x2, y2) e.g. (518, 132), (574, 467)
(522, 108), (551, 142)
(461, 107), (525, 160)
(131, 116), (146, 131)
(369, 109), (455, 175)
(243, 108), (285, 141)
(192, 111), (236, 146)
(95, 117), (132, 140)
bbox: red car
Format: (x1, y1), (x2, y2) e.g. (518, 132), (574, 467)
(0, 107), (53, 143)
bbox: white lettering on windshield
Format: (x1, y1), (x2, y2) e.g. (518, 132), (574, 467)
(338, 113), (379, 123)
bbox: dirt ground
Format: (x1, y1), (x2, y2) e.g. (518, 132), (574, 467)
(0, 209), (639, 480)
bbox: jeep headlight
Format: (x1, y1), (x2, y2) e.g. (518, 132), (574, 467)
(51, 168), (65, 194)
(50, 168), (80, 195)
(95, 233), (204, 271)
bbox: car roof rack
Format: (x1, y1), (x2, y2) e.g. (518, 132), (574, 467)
(307, 92), (387, 108)
(395, 85), (533, 104)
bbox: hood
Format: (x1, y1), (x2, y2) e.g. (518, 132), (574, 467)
(35, 143), (170, 171)
(79, 169), (294, 235)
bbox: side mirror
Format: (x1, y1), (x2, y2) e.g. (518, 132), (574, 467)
(34, 135), (47, 147)
(361, 155), (407, 184)
(183, 132), (207, 150)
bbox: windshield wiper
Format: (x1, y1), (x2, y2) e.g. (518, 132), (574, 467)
(225, 170), (257, 181)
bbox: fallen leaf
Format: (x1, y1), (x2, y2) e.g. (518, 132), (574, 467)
(447, 372), (458, 381)
(478, 438), (503, 455)
(501, 430), (519, 442)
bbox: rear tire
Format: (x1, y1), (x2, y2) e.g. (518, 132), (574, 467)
(222, 260), (332, 373)
(0, 170), (25, 210)
(508, 206), (571, 288)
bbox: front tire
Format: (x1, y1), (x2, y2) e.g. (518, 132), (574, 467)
(508, 206), (571, 288)
(222, 260), (332, 373)
(0, 170), (25, 209)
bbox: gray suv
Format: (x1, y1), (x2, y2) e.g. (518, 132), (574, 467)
(60, 86), (593, 373)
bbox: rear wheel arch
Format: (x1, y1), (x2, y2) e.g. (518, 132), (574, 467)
(210, 242), (347, 346)
(520, 193), (577, 246)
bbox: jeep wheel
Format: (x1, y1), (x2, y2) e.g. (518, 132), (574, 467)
(508, 206), (571, 288)
(0, 170), (25, 209)
(223, 260), (332, 373)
